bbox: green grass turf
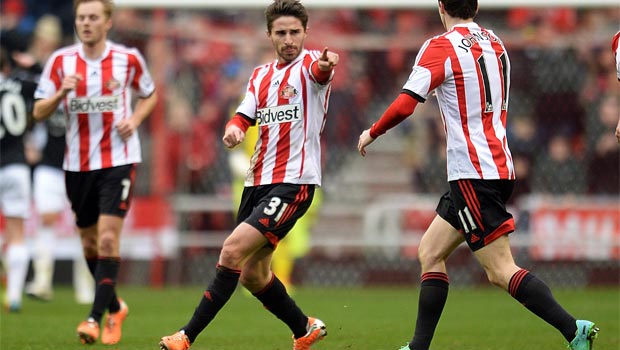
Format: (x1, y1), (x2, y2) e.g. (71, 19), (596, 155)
(1, 286), (618, 350)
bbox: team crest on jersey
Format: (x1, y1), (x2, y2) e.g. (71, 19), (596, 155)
(105, 78), (121, 92)
(279, 84), (298, 99)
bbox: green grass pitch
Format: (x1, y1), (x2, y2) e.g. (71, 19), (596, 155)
(1, 286), (618, 350)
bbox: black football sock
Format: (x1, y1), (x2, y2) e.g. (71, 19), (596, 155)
(509, 269), (577, 342)
(89, 257), (120, 323)
(86, 257), (98, 277)
(253, 274), (308, 338)
(409, 272), (449, 350)
(107, 293), (121, 313)
(182, 265), (241, 343)
(86, 257), (119, 313)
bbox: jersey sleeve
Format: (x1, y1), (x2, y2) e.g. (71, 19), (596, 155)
(129, 48), (156, 98)
(235, 73), (259, 121)
(34, 54), (62, 100)
(402, 38), (448, 100)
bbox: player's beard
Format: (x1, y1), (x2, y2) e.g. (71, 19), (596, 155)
(278, 45), (299, 63)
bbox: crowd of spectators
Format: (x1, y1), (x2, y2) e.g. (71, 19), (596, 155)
(2, 3), (618, 201)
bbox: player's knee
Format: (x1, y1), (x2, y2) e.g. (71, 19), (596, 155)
(97, 231), (118, 256)
(81, 235), (97, 251)
(219, 246), (244, 269)
(418, 244), (444, 269)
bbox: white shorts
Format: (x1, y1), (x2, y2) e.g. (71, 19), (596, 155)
(0, 164), (31, 218)
(34, 165), (68, 214)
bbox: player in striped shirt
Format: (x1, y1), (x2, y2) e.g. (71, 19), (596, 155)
(160, 1), (337, 350)
(33, 0), (157, 345)
(358, 1), (598, 349)
(612, 31), (620, 143)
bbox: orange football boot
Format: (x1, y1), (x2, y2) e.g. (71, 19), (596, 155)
(77, 319), (100, 344)
(293, 317), (327, 350)
(101, 298), (129, 344)
(159, 331), (191, 350)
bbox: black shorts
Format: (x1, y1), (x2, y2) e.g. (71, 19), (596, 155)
(436, 179), (515, 251)
(65, 164), (136, 228)
(237, 183), (315, 248)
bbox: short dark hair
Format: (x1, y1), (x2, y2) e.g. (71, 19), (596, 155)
(440, 0), (478, 20)
(265, 0), (309, 33)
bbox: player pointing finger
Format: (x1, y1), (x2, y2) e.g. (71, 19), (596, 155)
(162, 1), (334, 350)
(317, 46), (338, 71)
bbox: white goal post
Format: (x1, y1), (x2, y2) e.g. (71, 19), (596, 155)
(115, 0), (619, 9)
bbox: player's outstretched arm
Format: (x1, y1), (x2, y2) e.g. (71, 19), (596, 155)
(358, 93), (419, 157)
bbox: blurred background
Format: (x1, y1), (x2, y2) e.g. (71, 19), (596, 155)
(1, 0), (618, 289)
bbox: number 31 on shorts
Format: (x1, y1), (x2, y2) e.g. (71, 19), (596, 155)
(264, 196), (288, 223)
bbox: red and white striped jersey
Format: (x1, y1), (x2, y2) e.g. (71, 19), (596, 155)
(612, 31), (620, 80)
(403, 22), (514, 181)
(34, 41), (155, 172)
(236, 49), (333, 187)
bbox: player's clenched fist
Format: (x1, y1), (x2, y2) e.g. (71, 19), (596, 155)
(222, 125), (245, 148)
(60, 74), (83, 97)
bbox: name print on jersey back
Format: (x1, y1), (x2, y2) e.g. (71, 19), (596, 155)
(457, 30), (499, 52)
(256, 103), (301, 126)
